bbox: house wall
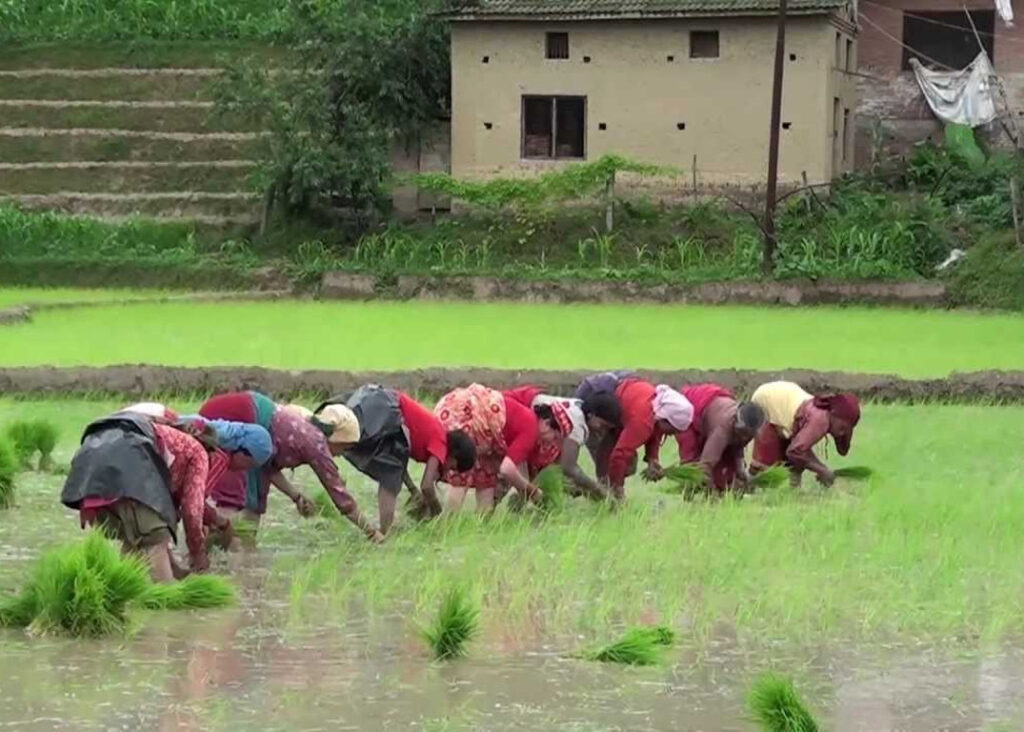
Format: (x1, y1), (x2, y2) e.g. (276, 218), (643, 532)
(856, 0), (1024, 166)
(451, 16), (857, 194)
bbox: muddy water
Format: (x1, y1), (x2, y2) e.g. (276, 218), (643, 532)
(2, 425), (1024, 730)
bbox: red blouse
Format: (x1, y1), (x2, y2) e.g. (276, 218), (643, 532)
(399, 392), (448, 465)
(608, 379), (664, 488)
(502, 394), (539, 465)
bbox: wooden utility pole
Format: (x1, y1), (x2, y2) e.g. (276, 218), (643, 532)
(762, 0), (788, 275)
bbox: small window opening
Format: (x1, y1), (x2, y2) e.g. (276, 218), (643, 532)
(845, 39), (853, 71)
(789, 53), (796, 61)
(782, 122), (792, 130)
(667, 55), (675, 62)
(677, 122), (686, 130)
(583, 55), (591, 63)
(522, 95), (585, 159)
(482, 55), (489, 64)
(546, 32), (569, 60)
(843, 108), (851, 162)
(835, 32), (842, 68)
(690, 31), (719, 58)
(484, 122), (493, 130)
(598, 122), (607, 130)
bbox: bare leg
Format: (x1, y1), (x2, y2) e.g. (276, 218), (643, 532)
(475, 487), (495, 514)
(378, 488), (398, 535)
(147, 540), (176, 584)
(446, 486), (469, 512)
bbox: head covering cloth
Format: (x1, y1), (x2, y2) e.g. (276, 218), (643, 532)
(652, 385), (694, 432)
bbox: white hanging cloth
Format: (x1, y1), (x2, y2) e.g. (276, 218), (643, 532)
(995, 0), (1013, 27)
(909, 52), (998, 128)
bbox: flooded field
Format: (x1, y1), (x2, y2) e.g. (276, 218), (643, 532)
(2, 399), (1024, 730)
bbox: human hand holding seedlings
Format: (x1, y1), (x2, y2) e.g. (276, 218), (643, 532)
(642, 461), (664, 482)
(817, 468), (836, 488)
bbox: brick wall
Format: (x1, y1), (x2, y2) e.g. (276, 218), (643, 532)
(855, 0), (1024, 165)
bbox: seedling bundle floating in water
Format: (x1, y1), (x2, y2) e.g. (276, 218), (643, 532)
(583, 624), (676, 666)
(422, 586), (479, 660)
(0, 529), (236, 637)
(3, 419), (59, 472)
(747, 673), (819, 732)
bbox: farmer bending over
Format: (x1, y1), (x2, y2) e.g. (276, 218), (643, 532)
(675, 383), (765, 493)
(749, 381), (861, 487)
(314, 385), (476, 534)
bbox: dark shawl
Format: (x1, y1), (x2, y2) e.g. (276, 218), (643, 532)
(60, 413), (178, 533)
(317, 385), (410, 494)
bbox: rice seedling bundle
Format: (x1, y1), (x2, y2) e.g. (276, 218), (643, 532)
(313, 490), (341, 520)
(2, 419), (59, 471)
(834, 465), (874, 481)
(139, 575), (236, 610)
(583, 625), (676, 665)
(0, 437), (17, 509)
(660, 463), (705, 497)
(535, 465), (567, 512)
(422, 586), (479, 661)
(751, 465), (789, 491)
(0, 529), (236, 637)
(747, 673), (819, 732)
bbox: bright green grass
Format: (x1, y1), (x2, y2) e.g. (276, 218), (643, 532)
(1, 301), (1023, 376)
(0, 287), (170, 308)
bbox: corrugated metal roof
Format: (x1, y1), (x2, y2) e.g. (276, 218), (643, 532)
(448, 0), (846, 19)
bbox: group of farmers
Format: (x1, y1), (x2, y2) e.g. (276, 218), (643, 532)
(60, 375), (861, 582)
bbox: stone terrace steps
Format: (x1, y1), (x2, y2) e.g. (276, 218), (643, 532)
(0, 60), (262, 225)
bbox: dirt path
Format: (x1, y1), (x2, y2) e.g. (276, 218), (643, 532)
(2, 365), (1022, 403)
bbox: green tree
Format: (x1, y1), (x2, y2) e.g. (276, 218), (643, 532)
(217, 0), (450, 226)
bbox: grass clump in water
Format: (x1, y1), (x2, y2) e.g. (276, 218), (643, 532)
(0, 529), (235, 637)
(583, 624), (676, 666)
(747, 673), (819, 732)
(751, 465), (790, 491)
(536, 465), (567, 512)
(3, 419), (60, 471)
(0, 436), (17, 509)
(422, 586), (479, 661)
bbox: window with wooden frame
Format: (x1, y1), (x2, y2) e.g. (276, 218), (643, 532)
(689, 30), (719, 58)
(901, 10), (994, 70)
(522, 96), (586, 159)
(546, 32), (569, 59)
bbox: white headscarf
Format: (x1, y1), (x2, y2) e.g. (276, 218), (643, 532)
(652, 385), (694, 432)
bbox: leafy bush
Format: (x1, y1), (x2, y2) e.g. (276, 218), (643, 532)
(947, 232), (1024, 310)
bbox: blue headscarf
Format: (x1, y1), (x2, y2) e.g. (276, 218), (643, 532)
(180, 415), (274, 466)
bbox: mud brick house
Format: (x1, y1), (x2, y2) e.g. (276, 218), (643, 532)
(856, 0), (1024, 163)
(447, 0), (859, 192)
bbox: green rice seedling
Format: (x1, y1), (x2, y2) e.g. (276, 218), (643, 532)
(313, 490), (343, 521)
(660, 463), (705, 497)
(422, 586), (479, 661)
(31, 420), (59, 472)
(0, 529), (151, 637)
(3, 421), (37, 469)
(0, 437), (17, 509)
(139, 575), (236, 610)
(747, 673), (819, 732)
(583, 626), (670, 666)
(536, 465), (567, 512)
(752, 465), (790, 491)
(834, 466), (874, 481)
(635, 624), (676, 646)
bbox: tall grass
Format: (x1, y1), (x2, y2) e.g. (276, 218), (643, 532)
(747, 674), (819, 732)
(422, 586), (479, 661)
(0, 436), (18, 509)
(0, 529), (235, 637)
(0, 0), (291, 43)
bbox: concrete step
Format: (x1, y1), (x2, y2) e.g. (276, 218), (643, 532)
(0, 127), (263, 162)
(1, 191), (261, 221)
(0, 160), (257, 194)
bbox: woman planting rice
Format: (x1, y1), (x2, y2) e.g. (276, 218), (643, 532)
(602, 379), (694, 501)
(675, 383), (766, 493)
(61, 412), (230, 582)
(313, 385), (477, 534)
(200, 391), (383, 543)
(573, 370), (633, 479)
(433, 383), (564, 513)
(749, 381), (861, 487)
(503, 385), (621, 500)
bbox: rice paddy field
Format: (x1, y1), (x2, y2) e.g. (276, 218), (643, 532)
(2, 289), (1024, 730)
